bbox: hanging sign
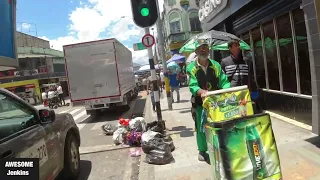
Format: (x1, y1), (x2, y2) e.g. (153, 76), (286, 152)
(198, 0), (228, 23)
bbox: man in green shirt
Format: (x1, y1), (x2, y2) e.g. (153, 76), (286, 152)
(186, 39), (230, 161)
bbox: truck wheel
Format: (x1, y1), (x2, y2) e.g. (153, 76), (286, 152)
(118, 95), (130, 112)
(62, 134), (80, 180)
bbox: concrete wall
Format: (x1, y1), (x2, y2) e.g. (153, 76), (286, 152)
(15, 32), (50, 48)
(302, 0), (320, 134)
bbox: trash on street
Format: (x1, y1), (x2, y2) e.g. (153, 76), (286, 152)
(101, 123), (117, 135)
(129, 148), (142, 157)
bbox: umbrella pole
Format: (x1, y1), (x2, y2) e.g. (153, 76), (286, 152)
(145, 27), (163, 122)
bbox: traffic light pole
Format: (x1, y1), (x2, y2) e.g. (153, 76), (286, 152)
(155, 0), (173, 111)
(145, 27), (163, 121)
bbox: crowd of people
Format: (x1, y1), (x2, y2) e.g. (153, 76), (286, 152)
(41, 83), (66, 107)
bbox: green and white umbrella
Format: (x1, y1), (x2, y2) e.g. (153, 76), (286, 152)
(179, 30), (251, 53)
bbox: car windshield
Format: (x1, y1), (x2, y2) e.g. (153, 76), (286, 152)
(0, 93), (34, 121)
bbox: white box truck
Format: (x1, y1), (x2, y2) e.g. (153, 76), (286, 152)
(63, 38), (138, 115)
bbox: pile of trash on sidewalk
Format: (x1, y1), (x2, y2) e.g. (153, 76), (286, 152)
(101, 116), (175, 165)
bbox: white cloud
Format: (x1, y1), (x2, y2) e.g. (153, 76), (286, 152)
(41, 0), (164, 65)
(21, 23), (31, 29)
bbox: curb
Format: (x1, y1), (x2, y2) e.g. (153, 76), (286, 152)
(79, 144), (130, 155)
(138, 96), (156, 180)
(266, 110), (312, 131)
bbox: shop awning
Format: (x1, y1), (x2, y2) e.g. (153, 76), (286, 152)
(18, 54), (57, 58)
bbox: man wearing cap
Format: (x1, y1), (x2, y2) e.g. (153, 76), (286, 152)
(186, 39), (230, 161)
(220, 40), (260, 112)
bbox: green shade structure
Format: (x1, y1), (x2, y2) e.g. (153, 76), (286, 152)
(212, 41), (251, 51)
(255, 36), (307, 49)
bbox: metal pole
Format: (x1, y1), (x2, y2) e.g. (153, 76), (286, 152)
(145, 27), (162, 121)
(155, 0), (173, 110)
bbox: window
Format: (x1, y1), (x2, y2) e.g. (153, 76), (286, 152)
(252, 27), (266, 88)
(35, 58), (41, 68)
(189, 12), (202, 32)
(19, 59), (27, 69)
(293, 8), (311, 95)
(262, 21), (280, 90)
(40, 59), (47, 66)
(0, 93), (36, 140)
(170, 21), (181, 33)
(167, 0), (176, 6)
(276, 14), (297, 93)
(169, 12), (181, 34)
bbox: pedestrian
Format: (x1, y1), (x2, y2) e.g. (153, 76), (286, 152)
(166, 70), (180, 103)
(135, 74), (139, 86)
(41, 88), (48, 105)
(147, 73), (161, 112)
(47, 88), (55, 101)
(220, 40), (260, 113)
(160, 70), (165, 90)
(186, 39), (230, 161)
(57, 83), (65, 106)
(142, 76), (148, 91)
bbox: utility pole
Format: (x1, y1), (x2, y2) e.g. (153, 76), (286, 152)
(130, 0), (163, 121)
(155, 0), (172, 110)
(145, 28), (162, 120)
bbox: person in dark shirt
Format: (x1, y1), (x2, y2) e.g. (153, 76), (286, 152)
(220, 40), (260, 113)
(167, 72), (180, 103)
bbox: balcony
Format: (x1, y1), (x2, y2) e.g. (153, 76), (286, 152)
(166, 32), (188, 45)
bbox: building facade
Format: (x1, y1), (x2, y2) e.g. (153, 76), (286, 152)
(198, 0), (320, 134)
(161, 0), (203, 59)
(0, 32), (67, 105)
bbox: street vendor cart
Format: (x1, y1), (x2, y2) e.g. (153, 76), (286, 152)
(202, 86), (282, 180)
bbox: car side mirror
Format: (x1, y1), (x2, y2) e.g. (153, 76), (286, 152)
(39, 109), (55, 123)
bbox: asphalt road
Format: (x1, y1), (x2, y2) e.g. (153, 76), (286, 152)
(50, 94), (147, 180)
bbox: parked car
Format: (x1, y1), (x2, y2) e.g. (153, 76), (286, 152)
(0, 88), (81, 180)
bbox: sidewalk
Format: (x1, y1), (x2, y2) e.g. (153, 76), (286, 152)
(139, 87), (320, 180)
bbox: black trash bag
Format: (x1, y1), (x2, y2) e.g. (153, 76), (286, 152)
(145, 141), (174, 165)
(101, 123), (117, 135)
(146, 120), (166, 133)
(131, 120), (144, 132)
(159, 135), (175, 152)
(142, 138), (166, 154)
(164, 137), (175, 152)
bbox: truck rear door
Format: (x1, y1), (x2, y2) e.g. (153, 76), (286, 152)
(64, 40), (120, 102)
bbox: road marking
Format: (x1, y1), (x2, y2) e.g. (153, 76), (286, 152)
(91, 122), (107, 131)
(77, 114), (91, 123)
(77, 124), (86, 130)
(69, 108), (82, 115)
(58, 110), (68, 114)
(73, 110), (86, 121)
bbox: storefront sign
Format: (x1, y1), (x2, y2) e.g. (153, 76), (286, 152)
(59, 77), (67, 82)
(198, 0), (228, 23)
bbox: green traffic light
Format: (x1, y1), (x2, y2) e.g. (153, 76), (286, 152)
(140, 7), (149, 16)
